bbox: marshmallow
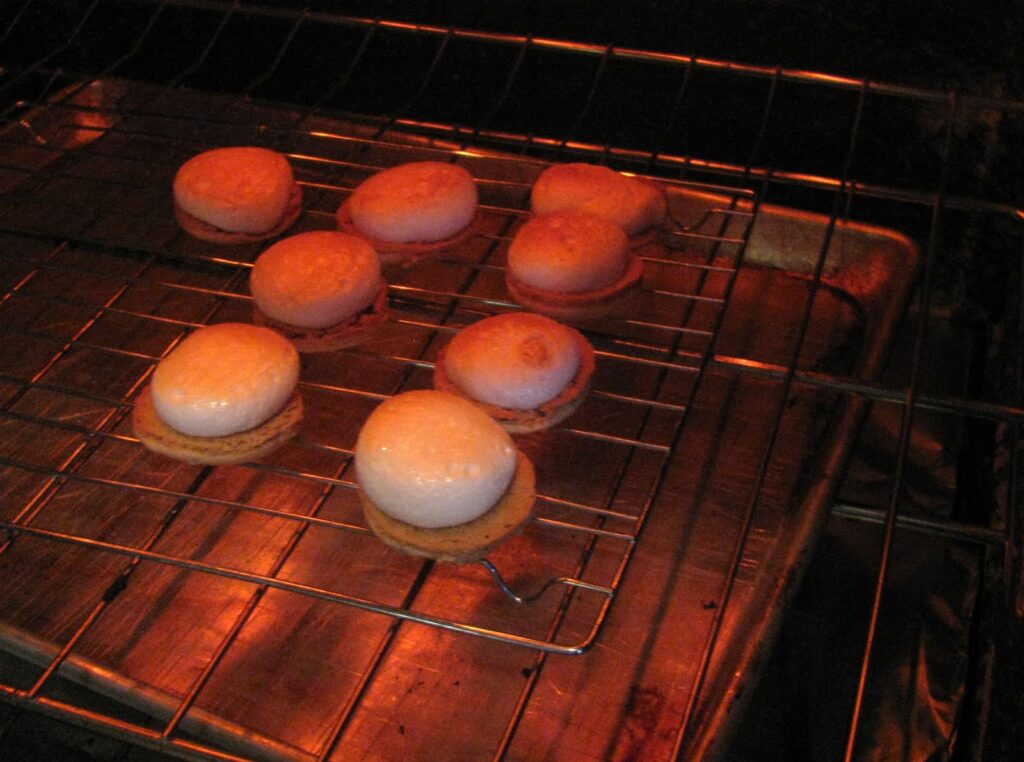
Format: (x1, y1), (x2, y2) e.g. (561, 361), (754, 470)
(531, 162), (666, 236)
(344, 161), (478, 244)
(251, 231), (382, 329)
(443, 313), (582, 410)
(151, 323), (300, 438)
(355, 390), (518, 529)
(173, 147), (296, 235)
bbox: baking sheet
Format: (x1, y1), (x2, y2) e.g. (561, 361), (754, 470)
(0, 80), (918, 759)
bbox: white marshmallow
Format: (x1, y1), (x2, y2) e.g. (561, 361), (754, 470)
(444, 313), (582, 409)
(151, 323), (299, 438)
(250, 231), (381, 329)
(355, 390), (517, 529)
(508, 210), (629, 293)
(531, 162), (666, 236)
(346, 161), (478, 244)
(174, 147), (294, 234)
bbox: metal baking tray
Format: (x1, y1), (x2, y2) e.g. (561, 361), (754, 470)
(0, 79), (918, 760)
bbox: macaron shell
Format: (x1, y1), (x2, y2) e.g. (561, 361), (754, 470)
(508, 210), (630, 293)
(355, 390), (518, 529)
(251, 231), (382, 329)
(151, 323), (300, 438)
(442, 313), (582, 410)
(174, 147), (295, 234)
(346, 162), (478, 244)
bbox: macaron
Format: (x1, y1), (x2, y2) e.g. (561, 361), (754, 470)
(531, 162), (667, 246)
(132, 323), (302, 464)
(250, 230), (388, 352)
(173, 146), (302, 244)
(433, 312), (595, 433)
(336, 161), (480, 266)
(355, 390), (535, 562)
(505, 210), (643, 321)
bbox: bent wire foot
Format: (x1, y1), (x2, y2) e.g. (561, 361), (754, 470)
(478, 559), (614, 605)
(666, 205), (754, 236)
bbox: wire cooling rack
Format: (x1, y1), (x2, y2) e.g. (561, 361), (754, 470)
(0, 73), (802, 758)
(0, 68), (766, 645)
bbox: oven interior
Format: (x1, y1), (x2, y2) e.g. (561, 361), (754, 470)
(0, 2), (1021, 760)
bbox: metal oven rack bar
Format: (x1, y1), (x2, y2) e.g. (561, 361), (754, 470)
(0, 1), (1021, 760)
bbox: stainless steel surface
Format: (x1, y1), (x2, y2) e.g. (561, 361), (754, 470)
(0, 3), (1021, 760)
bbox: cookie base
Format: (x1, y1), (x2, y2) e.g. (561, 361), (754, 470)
(132, 386), (303, 465)
(359, 452), (536, 563)
(252, 279), (389, 353)
(175, 183), (302, 244)
(433, 324), (595, 434)
(336, 200), (482, 267)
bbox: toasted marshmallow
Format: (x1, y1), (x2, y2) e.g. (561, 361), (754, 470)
(174, 147), (295, 234)
(443, 313), (582, 410)
(345, 161), (478, 244)
(508, 210), (630, 293)
(531, 162), (666, 236)
(251, 231), (382, 330)
(151, 323), (300, 438)
(355, 390), (518, 529)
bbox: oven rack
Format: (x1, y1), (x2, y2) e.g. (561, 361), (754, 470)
(0, 2), (1022, 761)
